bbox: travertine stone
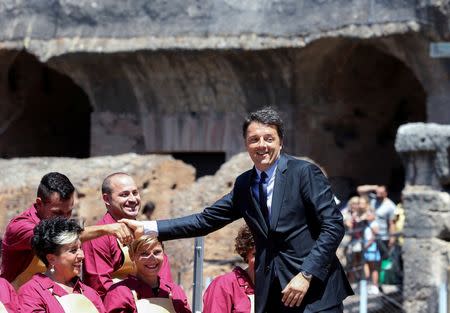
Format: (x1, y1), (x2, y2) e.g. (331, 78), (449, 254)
(0, 1), (440, 62)
(396, 123), (450, 188)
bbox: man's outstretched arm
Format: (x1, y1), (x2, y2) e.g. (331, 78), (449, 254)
(121, 192), (240, 241)
(80, 223), (134, 245)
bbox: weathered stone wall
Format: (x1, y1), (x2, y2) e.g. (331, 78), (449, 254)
(395, 123), (450, 313)
(0, 1), (443, 62)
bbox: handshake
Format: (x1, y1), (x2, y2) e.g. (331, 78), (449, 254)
(103, 219), (150, 245)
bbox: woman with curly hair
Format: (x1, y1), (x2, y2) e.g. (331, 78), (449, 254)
(18, 217), (104, 313)
(203, 224), (255, 313)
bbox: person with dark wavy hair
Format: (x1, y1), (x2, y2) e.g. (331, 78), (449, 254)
(17, 217), (105, 313)
(1, 172), (133, 289)
(203, 224), (255, 313)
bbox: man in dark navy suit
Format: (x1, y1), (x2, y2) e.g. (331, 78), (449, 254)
(123, 107), (353, 312)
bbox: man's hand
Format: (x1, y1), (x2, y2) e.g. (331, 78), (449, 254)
(105, 223), (134, 245)
(281, 272), (311, 307)
(118, 219), (145, 239)
(357, 184), (378, 195)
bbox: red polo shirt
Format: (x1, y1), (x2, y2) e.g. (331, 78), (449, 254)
(1, 206), (41, 283)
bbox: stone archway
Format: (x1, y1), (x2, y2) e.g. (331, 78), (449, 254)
(0, 50), (92, 158)
(292, 38), (427, 201)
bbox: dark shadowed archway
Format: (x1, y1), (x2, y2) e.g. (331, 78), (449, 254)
(293, 38), (427, 202)
(0, 50), (91, 158)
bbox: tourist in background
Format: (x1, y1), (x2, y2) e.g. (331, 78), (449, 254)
(357, 184), (396, 260)
(359, 197), (381, 295)
(141, 201), (156, 220)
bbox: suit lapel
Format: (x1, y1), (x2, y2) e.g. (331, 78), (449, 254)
(247, 168), (269, 236)
(270, 154), (288, 230)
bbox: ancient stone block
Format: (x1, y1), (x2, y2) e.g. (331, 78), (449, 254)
(402, 237), (449, 313)
(402, 188), (450, 238)
(396, 123), (450, 187)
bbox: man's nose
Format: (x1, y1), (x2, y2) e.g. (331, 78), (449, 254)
(257, 137), (267, 147)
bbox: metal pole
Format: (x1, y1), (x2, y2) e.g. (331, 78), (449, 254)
(439, 281), (447, 313)
(439, 266), (449, 313)
(192, 237), (204, 313)
(359, 279), (368, 313)
(359, 236), (368, 313)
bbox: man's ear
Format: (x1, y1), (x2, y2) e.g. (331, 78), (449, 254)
(102, 193), (111, 206)
(35, 197), (43, 208)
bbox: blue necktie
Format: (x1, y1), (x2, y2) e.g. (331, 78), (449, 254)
(259, 172), (269, 223)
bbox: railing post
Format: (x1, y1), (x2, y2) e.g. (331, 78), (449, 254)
(192, 237), (204, 313)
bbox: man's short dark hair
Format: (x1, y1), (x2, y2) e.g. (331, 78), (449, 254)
(102, 172), (130, 195)
(37, 172), (75, 203)
(143, 201), (156, 215)
(242, 107), (284, 140)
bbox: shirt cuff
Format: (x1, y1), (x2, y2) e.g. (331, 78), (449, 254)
(143, 220), (159, 236)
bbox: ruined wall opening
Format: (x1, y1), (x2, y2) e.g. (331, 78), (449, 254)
(0, 50), (91, 158)
(172, 152), (226, 178)
(293, 38), (427, 202)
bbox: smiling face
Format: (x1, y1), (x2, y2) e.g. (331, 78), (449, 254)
(35, 192), (74, 220)
(103, 175), (141, 220)
(133, 242), (164, 281)
(47, 239), (84, 282)
(245, 122), (282, 172)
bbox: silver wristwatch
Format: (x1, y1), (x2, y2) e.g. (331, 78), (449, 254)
(301, 271), (313, 281)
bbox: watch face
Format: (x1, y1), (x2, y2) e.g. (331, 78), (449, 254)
(301, 271), (312, 279)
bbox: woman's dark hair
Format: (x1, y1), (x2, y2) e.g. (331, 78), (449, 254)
(235, 224), (255, 263)
(242, 107), (284, 140)
(32, 217), (83, 266)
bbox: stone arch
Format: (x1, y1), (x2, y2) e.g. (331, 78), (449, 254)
(292, 38), (427, 201)
(0, 50), (92, 158)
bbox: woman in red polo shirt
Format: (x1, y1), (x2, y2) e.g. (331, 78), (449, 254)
(203, 225), (255, 313)
(18, 218), (104, 313)
(104, 236), (190, 313)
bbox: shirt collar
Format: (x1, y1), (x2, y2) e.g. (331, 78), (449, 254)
(103, 211), (118, 223)
(233, 266), (254, 295)
(34, 273), (84, 296)
(30, 205), (42, 224)
(255, 158), (279, 180)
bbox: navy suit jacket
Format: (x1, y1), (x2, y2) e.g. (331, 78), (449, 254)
(158, 154), (353, 312)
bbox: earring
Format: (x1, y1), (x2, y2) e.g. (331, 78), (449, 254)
(50, 264), (55, 274)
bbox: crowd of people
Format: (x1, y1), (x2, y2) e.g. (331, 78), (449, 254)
(340, 185), (404, 295)
(0, 107), (354, 313)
